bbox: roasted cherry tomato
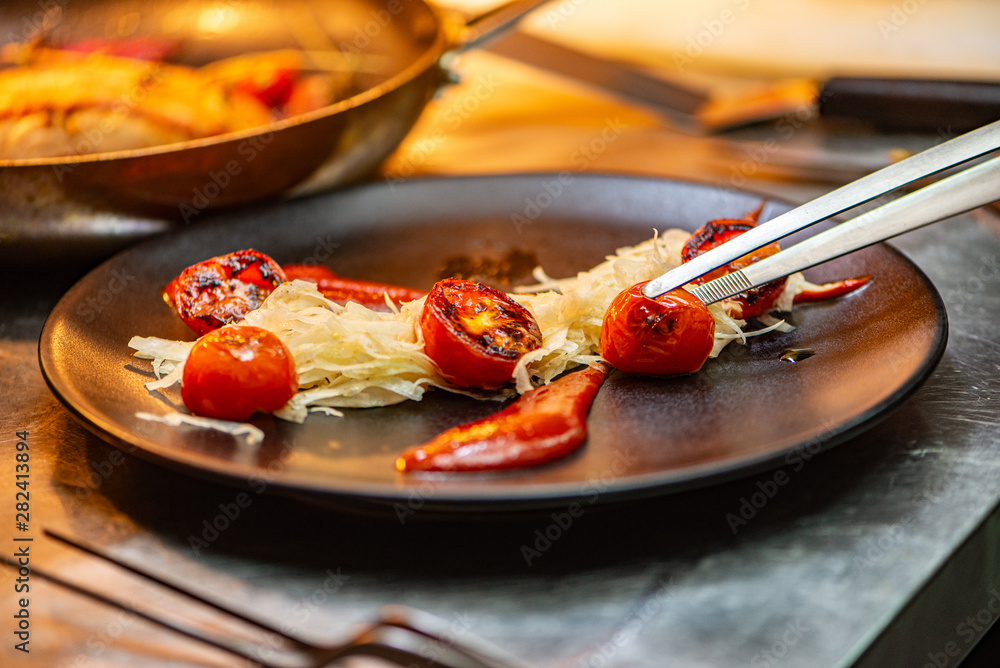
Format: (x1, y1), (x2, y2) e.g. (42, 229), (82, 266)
(282, 264), (426, 311)
(682, 213), (786, 319)
(164, 250), (286, 335)
(420, 278), (542, 389)
(181, 326), (297, 422)
(397, 362), (611, 472)
(600, 281), (715, 376)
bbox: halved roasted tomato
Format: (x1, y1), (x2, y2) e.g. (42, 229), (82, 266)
(164, 249), (286, 335)
(420, 278), (542, 389)
(181, 325), (297, 422)
(682, 209), (786, 319)
(600, 281), (715, 376)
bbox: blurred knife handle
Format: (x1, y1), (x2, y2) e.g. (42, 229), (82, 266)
(819, 77), (1000, 134)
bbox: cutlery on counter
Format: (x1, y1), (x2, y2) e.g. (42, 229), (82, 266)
(1, 528), (530, 668)
(486, 30), (1000, 134)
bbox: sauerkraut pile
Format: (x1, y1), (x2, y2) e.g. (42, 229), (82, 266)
(130, 231), (813, 433)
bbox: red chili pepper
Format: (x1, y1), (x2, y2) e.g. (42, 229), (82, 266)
(793, 276), (873, 304)
(282, 264), (426, 310)
(396, 362), (612, 472)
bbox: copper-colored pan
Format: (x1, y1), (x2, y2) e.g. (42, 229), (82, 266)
(0, 0), (549, 214)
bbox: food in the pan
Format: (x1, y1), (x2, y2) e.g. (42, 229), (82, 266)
(0, 40), (345, 159)
(397, 362), (611, 472)
(130, 213), (870, 469)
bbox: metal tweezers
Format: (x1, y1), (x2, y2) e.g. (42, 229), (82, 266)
(2, 528), (531, 668)
(643, 118), (1000, 303)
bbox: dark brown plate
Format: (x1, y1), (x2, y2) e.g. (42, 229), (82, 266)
(39, 174), (947, 512)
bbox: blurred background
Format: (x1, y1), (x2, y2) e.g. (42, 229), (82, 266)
(2, 0), (998, 265)
(385, 0), (1000, 191)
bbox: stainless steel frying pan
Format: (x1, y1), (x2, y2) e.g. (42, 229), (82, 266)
(0, 0), (549, 214)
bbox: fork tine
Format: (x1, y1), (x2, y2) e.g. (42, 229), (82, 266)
(41, 528), (524, 668)
(5, 541), (468, 668)
(378, 606), (534, 668)
(344, 623), (516, 668)
(44, 527), (309, 647)
(0, 553), (280, 668)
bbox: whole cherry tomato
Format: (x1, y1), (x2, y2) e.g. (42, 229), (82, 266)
(682, 216), (786, 319)
(282, 264), (426, 310)
(420, 278), (542, 389)
(164, 250), (286, 335)
(181, 326), (297, 422)
(600, 281), (715, 376)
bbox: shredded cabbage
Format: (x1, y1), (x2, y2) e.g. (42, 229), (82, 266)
(135, 411), (264, 446)
(129, 233), (814, 430)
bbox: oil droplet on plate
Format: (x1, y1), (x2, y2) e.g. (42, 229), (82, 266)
(780, 348), (815, 363)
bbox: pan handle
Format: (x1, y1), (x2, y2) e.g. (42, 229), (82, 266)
(451, 0), (557, 52)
